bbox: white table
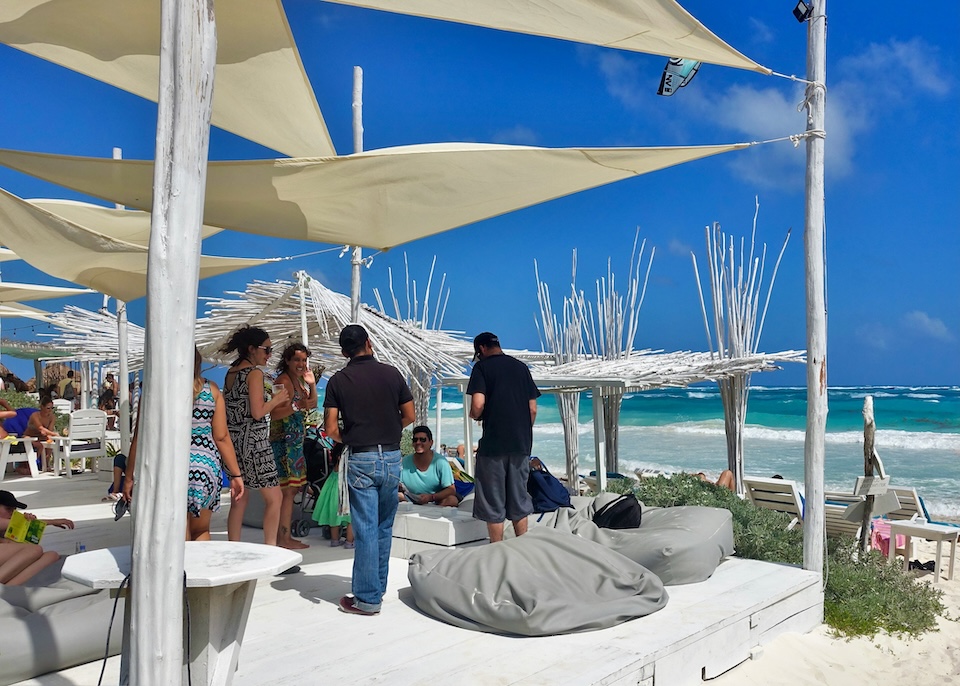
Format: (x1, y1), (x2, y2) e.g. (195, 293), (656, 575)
(888, 521), (958, 583)
(63, 541), (302, 685)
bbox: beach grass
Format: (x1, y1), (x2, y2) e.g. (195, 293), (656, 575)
(615, 473), (946, 637)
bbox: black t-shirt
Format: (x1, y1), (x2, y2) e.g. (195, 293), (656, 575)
(466, 353), (541, 458)
(323, 355), (413, 447)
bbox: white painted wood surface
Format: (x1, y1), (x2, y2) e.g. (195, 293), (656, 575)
(7, 473), (823, 686)
(26, 555), (820, 686)
(132, 0), (216, 683)
(802, 0), (828, 577)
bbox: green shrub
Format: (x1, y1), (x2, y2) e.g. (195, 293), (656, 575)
(622, 473), (945, 638)
(824, 536), (946, 637)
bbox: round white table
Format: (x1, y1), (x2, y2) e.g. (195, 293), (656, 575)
(63, 541), (302, 686)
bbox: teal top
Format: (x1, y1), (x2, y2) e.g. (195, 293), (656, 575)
(401, 451), (454, 495)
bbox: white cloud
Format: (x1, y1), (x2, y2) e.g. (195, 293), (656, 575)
(748, 18), (775, 45)
(594, 51), (650, 112)
(587, 37), (953, 187)
(838, 38), (952, 101)
(903, 311), (954, 341)
(491, 125), (539, 145)
(668, 238), (693, 257)
(855, 323), (890, 350)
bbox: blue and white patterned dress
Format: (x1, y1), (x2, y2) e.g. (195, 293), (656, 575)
(187, 380), (223, 517)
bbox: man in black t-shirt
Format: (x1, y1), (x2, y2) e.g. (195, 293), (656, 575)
(323, 325), (415, 615)
(467, 332), (540, 542)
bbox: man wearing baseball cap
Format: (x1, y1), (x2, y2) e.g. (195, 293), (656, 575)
(467, 332), (541, 542)
(323, 325), (415, 615)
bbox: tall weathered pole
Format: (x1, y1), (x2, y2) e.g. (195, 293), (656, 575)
(130, 0), (215, 682)
(350, 66), (364, 322)
(802, 0), (828, 575)
(112, 147), (132, 454)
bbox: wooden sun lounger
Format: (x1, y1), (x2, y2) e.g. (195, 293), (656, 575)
(744, 476), (804, 530)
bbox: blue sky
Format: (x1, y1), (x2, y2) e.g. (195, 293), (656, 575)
(0, 1), (957, 387)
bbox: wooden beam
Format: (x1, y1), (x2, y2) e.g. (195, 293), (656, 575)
(129, 1), (216, 683)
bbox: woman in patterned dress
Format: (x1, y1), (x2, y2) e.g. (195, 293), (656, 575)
(269, 343), (318, 550)
(220, 326), (289, 546)
(188, 348), (245, 541)
(120, 349), (245, 542)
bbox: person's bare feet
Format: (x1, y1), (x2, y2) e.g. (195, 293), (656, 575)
(279, 538), (309, 550)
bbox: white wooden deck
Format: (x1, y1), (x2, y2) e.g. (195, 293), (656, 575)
(5, 472), (823, 686)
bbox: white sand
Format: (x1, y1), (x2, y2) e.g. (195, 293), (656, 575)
(712, 537), (960, 685)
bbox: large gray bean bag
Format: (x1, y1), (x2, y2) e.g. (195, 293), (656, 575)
(0, 563), (124, 685)
(408, 527), (668, 636)
(529, 493), (734, 585)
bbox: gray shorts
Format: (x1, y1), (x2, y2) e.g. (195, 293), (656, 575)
(472, 454), (533, 523)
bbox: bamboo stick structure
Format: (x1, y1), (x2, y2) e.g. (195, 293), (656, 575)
(691, 200), (790, 495)
(535, 254), (584, 486)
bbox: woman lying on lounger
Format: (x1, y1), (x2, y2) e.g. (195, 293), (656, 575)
(0, 489), (74, 585)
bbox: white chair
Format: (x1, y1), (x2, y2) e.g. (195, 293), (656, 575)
(53, 409), (108, 478)
(744, 476), (805, 530)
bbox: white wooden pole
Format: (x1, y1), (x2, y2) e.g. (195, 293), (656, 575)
(350, 66), (364, 322)
(113, 147), (132, 453)
(298, 271), (309, 344)
(802, 0), (828, 576)
(592, 387), (607, 493)
(129, 1), (216, 683)
(117, 300), (131, 454)
(435, 385), (442, 449)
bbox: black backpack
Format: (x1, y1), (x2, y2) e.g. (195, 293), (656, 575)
(62, 381), (76, 401)
(527, 463), (572, 513)
(593, 494), (642, 529)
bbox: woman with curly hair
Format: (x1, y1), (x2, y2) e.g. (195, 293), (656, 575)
(270, 343), (318, 549)
(219, 326), (289, 546)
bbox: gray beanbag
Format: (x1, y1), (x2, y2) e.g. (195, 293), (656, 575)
(531, 494), (735, 585)
(408, 527), (668, 636)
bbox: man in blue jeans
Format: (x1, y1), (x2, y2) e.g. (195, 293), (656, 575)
(323, 325), (415, 616)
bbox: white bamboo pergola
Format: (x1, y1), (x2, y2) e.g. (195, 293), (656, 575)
(692, 202), (791, 496)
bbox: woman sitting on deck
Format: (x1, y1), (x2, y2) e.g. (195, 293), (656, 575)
(0, 490), (73, 585)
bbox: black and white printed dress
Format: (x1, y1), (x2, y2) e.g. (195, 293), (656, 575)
(224, 367), (279, 490)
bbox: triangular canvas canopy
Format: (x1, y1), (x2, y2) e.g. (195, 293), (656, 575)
(0, 188), (275, 302)
(0, 0), (334, 157)
(0, 281), (93, 302)
(28, 200), (223, 245)
(0, 301), (54, 320)
(328, 0), (771, 74)
(0, 142), (753, 250)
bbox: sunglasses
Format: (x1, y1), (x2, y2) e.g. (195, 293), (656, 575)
(258, 345), (273, 355)
(412, 436), (430, 443)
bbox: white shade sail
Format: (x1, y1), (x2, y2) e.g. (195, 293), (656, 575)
(0, 281), (93, 303)
(0, 302), (53, 321)
(327, 0), (771, 74)
(0, 188), (276, 302)
(28, 199), (224, 245)
(0, 142), (753, 250)
(0, 0), (334, 157)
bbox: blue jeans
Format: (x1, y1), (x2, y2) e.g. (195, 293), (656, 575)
(347, 448), (401, 612)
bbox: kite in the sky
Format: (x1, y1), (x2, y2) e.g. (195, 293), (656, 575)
(657, 57), (701, 96)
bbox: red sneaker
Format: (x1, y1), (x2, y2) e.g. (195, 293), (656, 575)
(338, 596), (379, 616)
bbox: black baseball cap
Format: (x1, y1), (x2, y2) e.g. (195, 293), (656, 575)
(473, 332), (500, 360)
(0, 490), (27, 510)
(339, 324), (370, 356)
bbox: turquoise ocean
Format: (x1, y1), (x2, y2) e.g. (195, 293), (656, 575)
(428, 386), (960, 519)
